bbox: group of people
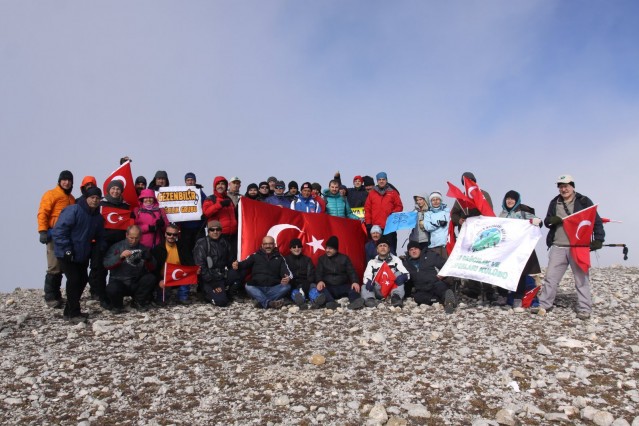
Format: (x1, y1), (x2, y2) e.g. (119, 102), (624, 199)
(37, 159), (604, 323)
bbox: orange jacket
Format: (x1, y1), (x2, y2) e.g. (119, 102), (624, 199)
(38, 185), (75, 232)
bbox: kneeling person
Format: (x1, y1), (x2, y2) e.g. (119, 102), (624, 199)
(193, 221), (232, 307)
(285, 238), (316, 308)
(362, 236), (409, 307)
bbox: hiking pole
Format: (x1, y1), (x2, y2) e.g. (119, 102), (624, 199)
(556, 244), (629, 260)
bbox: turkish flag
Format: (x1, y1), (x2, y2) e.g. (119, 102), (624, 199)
(164, 263), (199, 287)
(374, 261), (397, 298)
(238, 198), (367, 277)
(446, 220), (456, 256)
(101, 206), (133, 230)
(522, 286), (540, 308)
(446, 181), (474, 211)
(103, 161), (138, 208)
(562, 204), (598, 273)
(463, 177), (495, 217)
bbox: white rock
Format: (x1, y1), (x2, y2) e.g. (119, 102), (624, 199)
(14, 366), (28, 376)
(347, 401), (360, 410)
(495, 408), (516, 425)
(403, 403), (430, 418)
(593, 411), (615, 426)
(368, 404), (388, 424)
(387, 417), (408, 426)
(544, 412), (570, 422)
(611, 419), (630, 426)
(5, 298), (15, 306)
(582, 406), (598, 420)
(371, 333), (386, 344)
(537, 344), (552, 355)
(4, 397), (22, 405)
(290, 405), (306, 412)
(556, 372), (571, 381)
(554, 336), (586, 348)
(575, 366), (591, 379)
(92, 320), (114, 335)
(273, 395), (290, 406)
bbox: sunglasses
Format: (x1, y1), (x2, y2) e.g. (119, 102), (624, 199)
(165, 232), (179, 237)
(290, 245), (302, 249)
(208, 228), (222, 232)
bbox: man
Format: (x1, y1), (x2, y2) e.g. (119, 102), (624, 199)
(313, 236), (364, 310)
(135, 176), (147, 196)
(149, 170), (169, 191)
(152, 223), (195, 305)
(267, 176), (279, 195)
(202, 176), (238, 259)
(364, 172), (403, 254)
(180, 172), (207, 257)
(51, 186), (105, 323)
(77, 176), (97, 202)
(334, 172), (368, 208)
(362, 176), (375, 193)
(534, 174), (605, 320)
(227, 177), (242, 207)
(291, 182), (322, 213)
(402, 241), (456, 313)
(365, 225), (383, 262)
(103, 225), (157, 313)
(193, 220), (233, 307)
(361, 236), (410, 308)
(257, 181), (270, 201)
(311, 182), (327, 213)
(286, 181), (299, 200)
(232, 236), (291, 309)
(265, 181), (291, 208)
(285, 238), (315, 308)
(324, 180), (359, 219)
(38, 170), (76, 308)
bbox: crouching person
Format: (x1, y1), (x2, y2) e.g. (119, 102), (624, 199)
(103, 225), (157, 313)
(313, 236), (364, 310)
(193, 220), (231, 307)
(152, 223), (196, 305)
(402, 241), (455, 314)
(362, 236), (410, 308)
(285, 238), (315, 309)
(232, 236), (291, 309)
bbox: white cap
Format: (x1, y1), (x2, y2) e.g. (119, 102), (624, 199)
(556, 174), (574, 185)
(229, 176), (241, 183)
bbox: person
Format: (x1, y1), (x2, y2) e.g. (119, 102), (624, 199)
(402, 241), (456, 313)
(51, 186), (105, 322)
(310, 182), (327, 212)
(77, 176), (97, 202)
(498, 190), (542, 310)
(285, 238), (316, 309)
(286, 181), (299, 200)
(202, 176), (238, 258)
(180, 172), (207, 257)
(409, 193), (430, 250)
(135, 176), (147, 196)
(244, 183), (260, 201)
(364, 225), (383, 262)
(133, 189), (169, 249)
(267, 176), (279, 195)
(313, 236), (365, 310)
(152, 222), (196, 305)
(324, 180), (359, 219)
(148, 170), (169, 191)
(334, 173), (367, 208)
(257, 181), (270, 201)
(265, 181), (292, 208)
(38, 170), (76, 308)
(364, 172), (403, 254)
(103, 225), (157, 313)
(423, 191), (450, 259)
(362, 176), (375, 192)
(227, 176), (242, 207)
(534, 175), (605, 320)
(291, 182), (322, 213)
(193, 220), (233, 307)
(361, 236), (410, 308)
(232, 236), (291, 309)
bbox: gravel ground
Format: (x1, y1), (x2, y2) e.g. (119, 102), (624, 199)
(0, 266), (638, 425)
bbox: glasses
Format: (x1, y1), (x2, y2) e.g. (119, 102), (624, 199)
(165, 232), (179, 237)
(208, 228), (222, 232)
(290, 245), (302, 249)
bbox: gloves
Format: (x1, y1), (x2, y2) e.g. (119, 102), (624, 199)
(365, 279), (373, 292)
(437, 219), (448, 227)
(590, 240), (603, 251)
(548, 216), (563, 226)
(155, 218), (165, 228)
(148, 225), (156, 233)
(395, 273), (408, 285)
(530, 218), (542, 226)
(220, 199), (232, 207)
(63, 250), (74, 262)
(39, 231), (49, 244)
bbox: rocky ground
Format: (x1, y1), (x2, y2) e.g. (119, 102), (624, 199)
(0, 266), (638, 425)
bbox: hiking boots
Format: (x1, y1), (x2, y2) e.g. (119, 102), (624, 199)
(347, 298), (365, 310)
(364, 298), (379, 308)
(310, 293), (326, 310)
(64, 312), (89, 324)
(576, 311), (591, 320)
(325, 301), (340, 310)
(177, 299), (192, 306)
(444, 289), (456, 314)
(390, 294), (403, 308)
(293, 292), (306, 307)
(530, 306), (547, 316)
(492, 295), (508, 306)
(512, 299), (525, 314)
(267, 299), (285, 310)
(46, 299), (64, 309)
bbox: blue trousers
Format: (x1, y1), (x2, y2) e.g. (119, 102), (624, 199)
(245, 283), (291, 308)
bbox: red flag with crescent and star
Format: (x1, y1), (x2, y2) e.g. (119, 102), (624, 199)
(446, 220), (456, 255)
(374, 261), (397, 298)
(101, 206), (133, 230)
(463, 177), (495, 217)
(163, 263), (199, 287)
(102, 161), (138, 208)
(238, 198), (367, 277)
(561, 204), (598, 273)
(446, 181), (474, 211)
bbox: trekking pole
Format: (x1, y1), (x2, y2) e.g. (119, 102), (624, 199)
(556, 244), (629, 260)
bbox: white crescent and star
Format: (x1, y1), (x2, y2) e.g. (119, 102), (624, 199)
(171, 268), (186, 280)
(575, 220), (592, 240)
(112, 175), (127, 188)
(305, 235), (325, 254)
(467, 186), (478, 199)
(267, 224), (302, 246)
(106, 212), (123, 224)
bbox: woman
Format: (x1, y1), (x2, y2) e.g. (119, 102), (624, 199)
(499, 190), (542, 310)
(409, 193), (430, 250)
(133, 189), (168, 249)
(423, 191), (450, 259)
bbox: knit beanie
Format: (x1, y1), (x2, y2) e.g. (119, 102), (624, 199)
(326, 236), (339, 250)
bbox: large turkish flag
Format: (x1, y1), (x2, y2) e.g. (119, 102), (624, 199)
(102, 161), (138, 208)
(238, 198), (367, 278)
(562, 204), (598, 273)
(463, 176), (495, 217)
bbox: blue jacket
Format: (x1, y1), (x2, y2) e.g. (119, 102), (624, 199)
(291, 195), (322, 213)
(423, 203), (450, 248)
(323, 190), (358, 219)
(265, 194), (292, 208)
(52, 199), (105, 262)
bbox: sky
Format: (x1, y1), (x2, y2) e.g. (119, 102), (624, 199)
(1, 1), (637, 293)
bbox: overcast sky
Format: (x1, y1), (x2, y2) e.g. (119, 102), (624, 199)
(1, 1), (637, 293)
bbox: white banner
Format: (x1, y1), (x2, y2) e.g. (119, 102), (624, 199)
(157, 186), (203, 222)
(439, 216), (542, 291)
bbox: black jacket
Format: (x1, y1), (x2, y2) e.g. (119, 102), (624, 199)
(152, 240), (195, 280)
(193, 236), (231, 282)
(237, 248), (291, 286)
(316, 253), (358, 286)
(402, 251), (446, 292)
(544, 192), (605, 248)
(285, 254), (315, 289)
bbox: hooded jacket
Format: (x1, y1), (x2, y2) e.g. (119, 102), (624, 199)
(424, 203), (450, 248)
(364, 185), (403, 228)
(38, 185), (76, 232)
(202, 176), (238, 235)
(133, 189), (169, 249)
(52, 198), (105, 262)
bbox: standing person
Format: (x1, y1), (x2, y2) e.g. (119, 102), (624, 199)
(134, 176), (147, 196)
(77, 176), (97, 202)
(291, 182), (322, 213)
(498, 190), (542, 310)
(423, 191), (450, 260)
(408, 193), (430, 250)
(286, 181), (299, 200)
(148, 171), (169, 191)
(38, 170), (76, 308)
(324, 180), (359, 219)
(193, 220), (232, 307)
(257, 181), (270, 201)
(202, 176), (238, 259)
(265, 181), (292, 208)
(152, 223), (196, 305)
(180, 172), (207, 257)
(534, 175), (605, 320)
(361, 236), (410, 308)
(364, 172), (403, 254)
(339, 174), (368, 208)
(310, 182), (327, 213)
(286, 238), (316, 308)
(133, 189), (169, 249)
(227, 176), (242, 207)
(244, 183), (260, 201)
(51, 186), (105, 322)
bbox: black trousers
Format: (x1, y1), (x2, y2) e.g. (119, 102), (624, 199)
(201, 278), (229, 307)
(106, 274), (157, 308)
(413, 280), (448, 305)
(58, 258), (89, 317)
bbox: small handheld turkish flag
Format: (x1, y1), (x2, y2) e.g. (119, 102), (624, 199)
(103, 161), (138, 208)
(463, 177), (495, 217)
(562, 204), (598, 273)
(521, 286), (541, 308)
(164, 263), (199, 287)
(101, 206), (133, 230)
(374, 262), (397, 298)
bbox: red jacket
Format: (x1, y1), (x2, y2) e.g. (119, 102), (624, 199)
(202, 176), (238, 235)
(364, 186), (403, 227)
